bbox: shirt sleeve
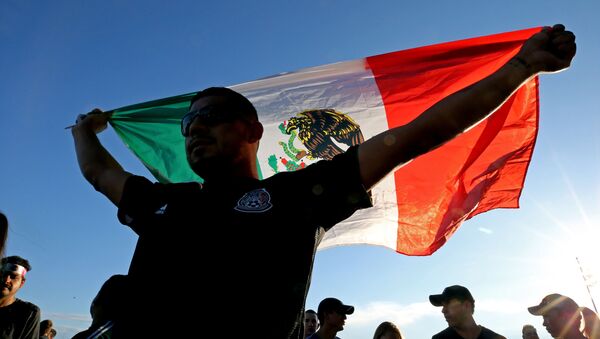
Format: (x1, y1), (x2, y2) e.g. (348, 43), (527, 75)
(22, 304), (40, 339)
(117, 176), (171, 235)
(280, 145), (372, 230)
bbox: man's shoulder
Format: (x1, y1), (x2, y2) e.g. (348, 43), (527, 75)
(141, 175), (201, 189)
(432, 327), (461, 339)
(0, 299), (40, 319)
(124, 175), (202, 196)
(479, 326), (505, 339)
(13, 298), (40, 312)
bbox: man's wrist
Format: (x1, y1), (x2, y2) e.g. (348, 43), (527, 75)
(508, 56), (536, 77)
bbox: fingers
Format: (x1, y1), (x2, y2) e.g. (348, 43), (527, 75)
(76, 114), (87, 124)
(551, 24), (565, 33)
(74, 108), (110, 125)
(88, 108), (104, 116)
(551, 29), (576, 61)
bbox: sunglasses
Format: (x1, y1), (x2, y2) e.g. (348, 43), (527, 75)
(181, 105), (242, 137)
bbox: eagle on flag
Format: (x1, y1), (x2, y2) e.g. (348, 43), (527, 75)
(284, 108), (364, 161)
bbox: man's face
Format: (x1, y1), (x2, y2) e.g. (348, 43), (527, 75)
(304, 312), (318, 337)
(325, 310), (347, 332)
(184, 96), (257, 178)
(441, 298), (471, 327)
(542, 308), (573, 338)
(1, 267), (25, 299)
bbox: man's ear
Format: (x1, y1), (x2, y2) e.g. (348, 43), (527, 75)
(248, 121), (264, 143)
(20, 277), (26, 287)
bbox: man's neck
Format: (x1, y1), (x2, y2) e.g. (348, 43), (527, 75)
(197, 158), (260, 183)
(0, 295), (16, 308)
(314, 327), (339, 339)
(453, 319), (481, 339)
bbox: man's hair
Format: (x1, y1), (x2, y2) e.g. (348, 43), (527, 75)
(1, 255), (31, 272)
(305, 309), (317, 316)
(189, 87), (258, 121)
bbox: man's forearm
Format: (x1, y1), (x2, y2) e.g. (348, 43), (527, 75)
(359, 25), (575, 190)
(72, 126), (123, 188)
(358, 56), (533, 189)
(71, 110), (131, 205)
(407, 56), (533, 157)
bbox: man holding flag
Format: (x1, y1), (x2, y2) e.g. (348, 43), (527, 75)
(72, 25), (575, 338)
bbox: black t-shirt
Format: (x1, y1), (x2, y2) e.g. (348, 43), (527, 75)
(117, 146), (372, 338)
(432, 326), (505, 339)
(0, 299), (40, 339)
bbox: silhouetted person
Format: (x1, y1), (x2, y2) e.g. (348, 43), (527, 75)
(305, 309), (319, 338)
(72, 25), (576, 338)
(307, 297), (354, 339)
(71, 274), (128, 339)
(522, 324), (540, 339)
(429, 285), (505, 339)
(581, 307), (600, 339)
(39, 319), (53, 339)
(373, 321), (403, 339)
(0, 212), (8, 257)
(528, 294), (586, 339)
(0, 256), (40, 339)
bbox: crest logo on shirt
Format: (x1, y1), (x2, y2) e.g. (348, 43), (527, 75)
(266, 109), (364, 174)
(235, 188), (273, 213)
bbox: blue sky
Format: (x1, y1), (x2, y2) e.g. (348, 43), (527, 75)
(1, 1), (599, 338)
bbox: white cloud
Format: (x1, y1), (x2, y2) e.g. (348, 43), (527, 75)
(478, 227), (493, 234)
(42, 312), (90, 322)
(350, 297), (524, 329)
(350, 301), (437, 326)
(477, 298), (524, 314)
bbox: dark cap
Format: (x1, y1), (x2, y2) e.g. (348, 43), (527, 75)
(317, 297), (355, 318)
(528, 294), (579, 316)
(429, 285), (475, 306)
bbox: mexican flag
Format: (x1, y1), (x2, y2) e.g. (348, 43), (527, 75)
(110, 27), (540, 255)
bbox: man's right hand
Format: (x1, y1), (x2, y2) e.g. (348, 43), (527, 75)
(73, 108), (111, 134)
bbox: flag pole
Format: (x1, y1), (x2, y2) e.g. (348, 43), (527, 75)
(576, 256), (598, 313)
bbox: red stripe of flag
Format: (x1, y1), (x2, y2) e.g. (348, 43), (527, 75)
(366, 28), (541, 255)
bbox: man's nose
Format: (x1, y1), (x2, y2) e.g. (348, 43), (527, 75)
(1, 275), (10, 284)
(188, 118), (210, 136)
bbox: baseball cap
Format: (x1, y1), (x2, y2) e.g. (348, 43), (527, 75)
(528, 294), (579, 316)
(429, 285), (475, 306)
(317, 297), (355, 317)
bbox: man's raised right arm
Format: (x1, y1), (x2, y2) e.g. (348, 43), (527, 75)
(71, 109), (132, 206)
